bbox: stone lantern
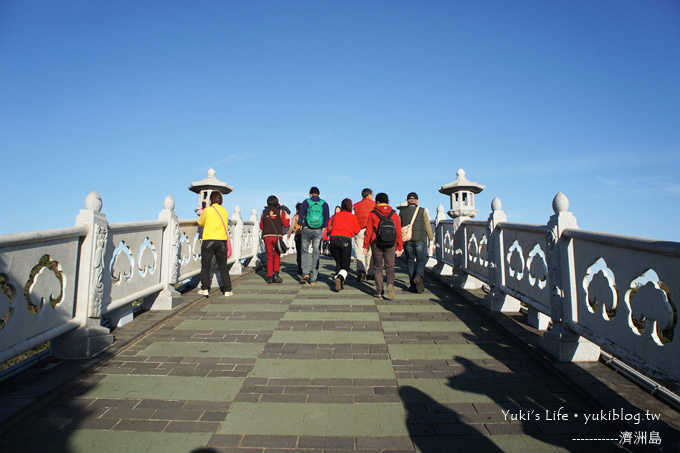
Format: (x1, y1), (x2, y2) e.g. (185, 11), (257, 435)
(188, 168), (234, 216)
(439, 168), (485, 229)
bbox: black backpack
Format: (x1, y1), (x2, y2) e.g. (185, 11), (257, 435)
(373, 209), (397, 249)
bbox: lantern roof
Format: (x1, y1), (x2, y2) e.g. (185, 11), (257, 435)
(439, 168), (485, 195)
(188, 168), (234, 194)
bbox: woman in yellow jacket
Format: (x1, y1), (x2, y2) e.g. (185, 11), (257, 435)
(197, 191), (232, 297)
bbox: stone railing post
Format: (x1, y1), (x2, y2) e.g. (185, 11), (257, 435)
(150, 195), (183, 310)
(229, 205), (244, 274)
(481, 197), (521, 312)
(51, 191), (114, 358)
(539, 193), (600, 361)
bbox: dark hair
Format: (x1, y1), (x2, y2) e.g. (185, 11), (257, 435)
(210, 191), (223, 205)
(361, 188), (373, 199)
(267, 195), (279, 208)
(375, 192), (388, 204)
(341, 198), (352, 212)
(309, 186), (320, 196)
(295, 202), (302, 213)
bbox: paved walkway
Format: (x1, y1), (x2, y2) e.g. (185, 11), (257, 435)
(1, 256), (678, 452)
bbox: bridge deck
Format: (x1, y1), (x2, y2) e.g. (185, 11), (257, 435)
(0, 256), (678, 452)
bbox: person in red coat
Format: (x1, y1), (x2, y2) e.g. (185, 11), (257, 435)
(327, 199), (360, 291)
(259, 195), (290, 283)
(363, 192), (403, 300)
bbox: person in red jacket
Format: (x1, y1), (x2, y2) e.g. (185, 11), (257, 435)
(328, 199), (360, 291)
(259, 195), (291, 284)
(353, 188), (375, 282)
(363, 192), (403, 300)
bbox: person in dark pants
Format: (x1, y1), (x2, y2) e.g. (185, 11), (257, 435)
(363, 193), (403, 300)
(328, 198), (360, 291)
(197, 191), (232, 297)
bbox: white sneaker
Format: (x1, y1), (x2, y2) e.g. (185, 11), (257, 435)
(224, 291), (233, 297)
(197, 289), (209, 296)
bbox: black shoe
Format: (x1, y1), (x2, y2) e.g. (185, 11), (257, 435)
(274, 274), (283, 283)
(266, 277), (273, 284)
(356, 270), (365, 283)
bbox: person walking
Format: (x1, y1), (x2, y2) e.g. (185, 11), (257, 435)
(260, 195), (291, 284)
(353, 188), (375, 282)
(197, 191), (233, 297)
(399, 192), (433, 293)
(328, 198), (360, 291)
(363, 192), (403, 300)
(287, 202), (303, 276)
(298, 187), (330, 285)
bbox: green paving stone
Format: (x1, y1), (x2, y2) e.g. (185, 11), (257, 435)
(202, 303), (289, 312)
(3, 430), (212, 453)
(236, 284), (299, 289)
(251, 359), (396, 379)
(138, 341), (265, 358)
(388, 343), (505, 360)
(377, 305), (452, 313)
(175, 319), (280, 331)
(218, 402), (409, 436)
(291, 298), (375, 306)
(299, 288), (354, 295)
(398, 378), (558, 403)
(81, 375), (245, 401)
(269, 331), (386, 344)
(392, 292), (442, 300)
(382, 321), (472, 332)
(282, 312), (380, 321)
(227, 293), (297, 299)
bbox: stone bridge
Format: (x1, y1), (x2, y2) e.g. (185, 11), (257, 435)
(0, 169), (679, 451)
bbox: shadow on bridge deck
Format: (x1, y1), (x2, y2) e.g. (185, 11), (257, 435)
(0, 255), (678, 452)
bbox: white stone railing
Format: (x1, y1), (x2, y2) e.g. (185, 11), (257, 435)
(429, 193), (680, 384)
(0, 192), (266, 362)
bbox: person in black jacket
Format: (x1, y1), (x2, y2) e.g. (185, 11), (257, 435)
(259, 195), (290, 284)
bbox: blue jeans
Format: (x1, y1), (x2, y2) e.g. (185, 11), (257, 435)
(301, 227), (323, 282)
(404, 240), (428, 286)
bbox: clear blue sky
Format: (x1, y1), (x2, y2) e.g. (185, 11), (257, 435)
(2, 1), (679, 241)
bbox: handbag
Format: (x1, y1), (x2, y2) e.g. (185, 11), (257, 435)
(212, 206), (232, 258)
(276, 237), (288, 254)
(268, 209), (288, 254)
(401, 206), (420, 242)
